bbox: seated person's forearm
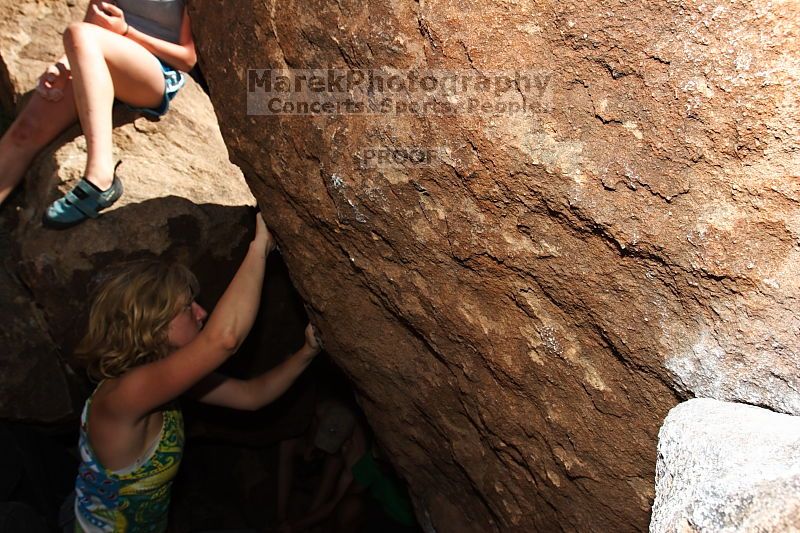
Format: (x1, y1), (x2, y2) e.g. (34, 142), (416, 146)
(125, 26), (197, 71)
(77, 1), (195, 71)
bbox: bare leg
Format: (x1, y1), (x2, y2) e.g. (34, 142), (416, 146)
(0, 84), (78, 206)
(62, 22), (165, 190)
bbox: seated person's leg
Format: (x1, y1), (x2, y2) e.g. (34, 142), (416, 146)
(0, 79), (78, 206)
(44, 22), (165, 227)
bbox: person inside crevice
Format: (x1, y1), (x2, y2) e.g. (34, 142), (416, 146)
(68, 214), (322, 532)
(276, 397), (421, 533)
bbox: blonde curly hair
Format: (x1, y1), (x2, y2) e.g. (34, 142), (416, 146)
(75, 259), (199, 381)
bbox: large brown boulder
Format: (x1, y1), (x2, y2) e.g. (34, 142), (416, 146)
(0, 0), (255, 422)
(189, 0), (799, 530)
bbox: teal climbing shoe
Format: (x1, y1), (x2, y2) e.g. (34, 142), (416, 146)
(43, 163), (123, 229)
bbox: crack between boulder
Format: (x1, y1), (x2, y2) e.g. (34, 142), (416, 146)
(267, 0), (290, 68)
(414, 1), (438, 51)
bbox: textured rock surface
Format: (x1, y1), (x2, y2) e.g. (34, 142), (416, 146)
(0, 0), (255, 421)
(190, 0), (800, 530)
(0, 0), (85, 114)
(0, 222), (78, 422)
(651, 398), (800, 532)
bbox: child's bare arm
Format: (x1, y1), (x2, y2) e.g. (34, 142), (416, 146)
(105, 214), (274, 419)
(190, 325), (321, 410)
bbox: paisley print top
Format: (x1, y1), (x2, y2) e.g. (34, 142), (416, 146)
(74, 387), (184, 532)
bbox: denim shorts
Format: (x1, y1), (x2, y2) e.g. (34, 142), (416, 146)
(124, 57), (185, 118)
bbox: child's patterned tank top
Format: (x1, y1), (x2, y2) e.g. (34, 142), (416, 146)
(74, 386), (184, 532)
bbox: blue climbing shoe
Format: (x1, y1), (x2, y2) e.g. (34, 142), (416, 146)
(43, 163), (123, 229)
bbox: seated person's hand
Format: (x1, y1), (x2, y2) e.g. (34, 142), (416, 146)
(36, 62), (68, 102)
(304, 324), (323, 354)
(89, 2), (128, 35)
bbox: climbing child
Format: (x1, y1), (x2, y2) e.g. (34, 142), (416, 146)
(0, 0), (195, 227)
(72, 213), (321, 531)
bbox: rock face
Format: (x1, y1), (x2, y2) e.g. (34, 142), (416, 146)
(0, 0), (255, 421)
(190, 0), (799, 530)
(0, 0), (85, 114)
(0, 222), (76, 422)
(651, 398), (800, 532)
